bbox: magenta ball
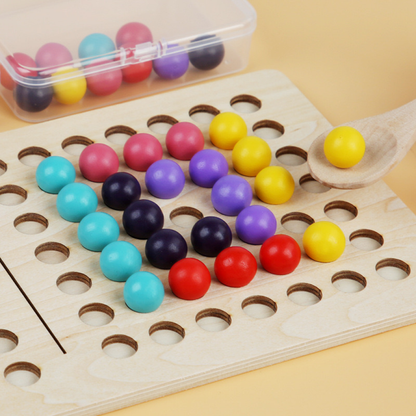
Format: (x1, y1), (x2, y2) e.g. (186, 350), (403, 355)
(189, 149), (228, 188)
(211, 175), (252, 216)
(145, 159), (185, 199)
(123, 133), (163, 171)
(86, 60), (122, 96)
(153, 45), (189, 80)
(35, 42), (73, 69)
(116, 22), (153, 48)
(236, 205), (277, 245)
(79, 143), (119, 182)
(166, 122), (204, 160)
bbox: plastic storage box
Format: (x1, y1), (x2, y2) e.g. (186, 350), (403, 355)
(0, 0), (256, 123)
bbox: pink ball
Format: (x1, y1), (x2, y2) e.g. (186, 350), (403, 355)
(116, 22), (153, 48)
(86, 60), (122, 96)
(79, 143), (119, 182)
(166, 122), (205, 160)
(123, 133), (163, 171)
(35, 42), (73, 69)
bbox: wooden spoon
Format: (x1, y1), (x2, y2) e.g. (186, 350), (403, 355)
(307, 99), (416, 189)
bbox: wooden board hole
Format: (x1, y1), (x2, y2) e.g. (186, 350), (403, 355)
(0, 330), (18, 354)
(79, 303), (114, 327)
(196, 308), (231, 332)
(0, 160), (7, 176)
(14, 213), (48, 235)
(18, 146), (51, 167)
(275, 146), (306, 165)
(0, 185), (27, 206)
(4, 362), (41, 387)
(350, 229), (384, 251)
(170, 206), (203, 228)
(147, 115), (178, 134)
(189, 104), (220, 124)
(242, 296), (277, 319)
(105, 125), (137, 145)
(287, 283), (322, 306)
(230, 94), (261, 113)
(332, 271), (367, 293)
(102, 335), (138, 359)
(35, 242), (69, 264)
(376, 258), (411, 281)
(253, 120), (285, 140)
(149, 321), (185, 345)
(299, 174), (331, 193)
(324, 201), (358, 222)
(281, 212), (314, 234)
(56, 272), (92, 295)
(62, 136), (94, 156)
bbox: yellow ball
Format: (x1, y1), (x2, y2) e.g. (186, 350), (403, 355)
(52, 67), (87, 105)
(303, 221), (345, 263)
(324, 126), (365, 168)
(254, 166), (295, 204)
(209, 112), (247, 150)
(232, 136), (272, 176)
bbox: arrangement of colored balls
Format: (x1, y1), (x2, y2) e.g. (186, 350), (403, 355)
(79, 143), (119, 182)
(254, 166), (295, 205)
(123, 133), (163, 172)
(232, 136), (272, 177)
(36, 156), (76, 194)
(214, 246), (257, 287)
(211, 175), (253, 216)
(145, 229), (188, 269)
(35, 42), (72, 69)
(302, 221), (346, 263)
(324, 126), (366, 168)
(153, 44), (189, 80)
(1, 53), (37, 90)
(236, 205), (277, 245)
(169, 258), (211, 300)
(188, 35), (225, 70)
(189, 149), (229, 188)
(209, 112), (247, 150)
(52, 68), (87, 105)
(14, 77), (54, 112)
(259, 234), (301, 275)
(56, 182), (98, 222)
(102, 172), (141, 210)
(191, 216), (232, 257)
(85, 60), (123, 96)
(124, 271), (164, 313)
(100, 241), (142, 282)
(165, 122), (205, 160)
(122, 199), (164, 239)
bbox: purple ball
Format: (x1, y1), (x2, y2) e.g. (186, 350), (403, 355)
(211, 175), (253, 216)
(153, 44), (189, 79)
(236, 205), (277, 245)
(145, 159), (185, 199)
(189, 149), (228, 188)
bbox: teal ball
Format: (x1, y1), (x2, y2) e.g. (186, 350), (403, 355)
(36, 156), (76, 194)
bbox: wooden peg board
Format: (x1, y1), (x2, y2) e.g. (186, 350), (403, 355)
(0, 69), (416, 416)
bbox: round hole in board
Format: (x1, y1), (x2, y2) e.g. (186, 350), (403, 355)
(79, 303), (114, 327)
(4, 362), (41, 387)
(14, 213), (48, 235)
(0, 185), (27, 206)
(170, 206), (203, 228)
(299, 174), (331, 193)
(102, 335), (138, 359)
(332, 271), (367, 293)
(324, 200), (358, 222)
(196, 308), (231, 332)
(241, 296), (277, 319)
(18, 146), (51, 167)
(253, 119), (285, 140)
(147, 115), (178, 135)
(104, 125), (137, 145)
(287, 283), (322, 306)
(149, 321), (185, 345)
(35, 242), (69, 264)
(230, 94), (261, 114)
(275, 146), (307, 166)
(62, 136), (94, 156)
(56, 272), (92, 295)
(189, 104), (220, 124)
(376, 258), (411, 281)
(0, 160), (7, 176)
(281, 212), (314, 234)
(349, 229), (384, 251)
(0, 330), (18, 354)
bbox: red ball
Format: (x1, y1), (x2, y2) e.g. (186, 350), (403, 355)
(116, 22), (153, 48)
(166, 122), (205, 160)
(79, 143), (119, 182)
(86, 60), (122, 96)
(1, 53), (37, 90)
(118, 42), (152, 83)
(169, 258), (211, 300)
(260, 234), (301, 275)
(123, 133), (163, 171)
(214, 246), (257, 288)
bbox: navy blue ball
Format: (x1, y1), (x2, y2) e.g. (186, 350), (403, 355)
(188, 35), (225, 71)
(102, 172), (141, 210)
(14, 77), (53, 112)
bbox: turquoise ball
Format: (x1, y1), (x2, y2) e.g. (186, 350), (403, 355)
(124, 271), (164, 313)
(36, 156), (76, 194)
(56, 182), (98, 222)
(79, 33), (115, 64)
(78, 212), (119, 252)
(100, 241), (142, 282)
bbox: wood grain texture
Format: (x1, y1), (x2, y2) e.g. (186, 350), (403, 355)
(0, 70), (415, 416)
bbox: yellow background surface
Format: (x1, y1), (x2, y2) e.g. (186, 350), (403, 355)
(2, 1), (416, 415)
